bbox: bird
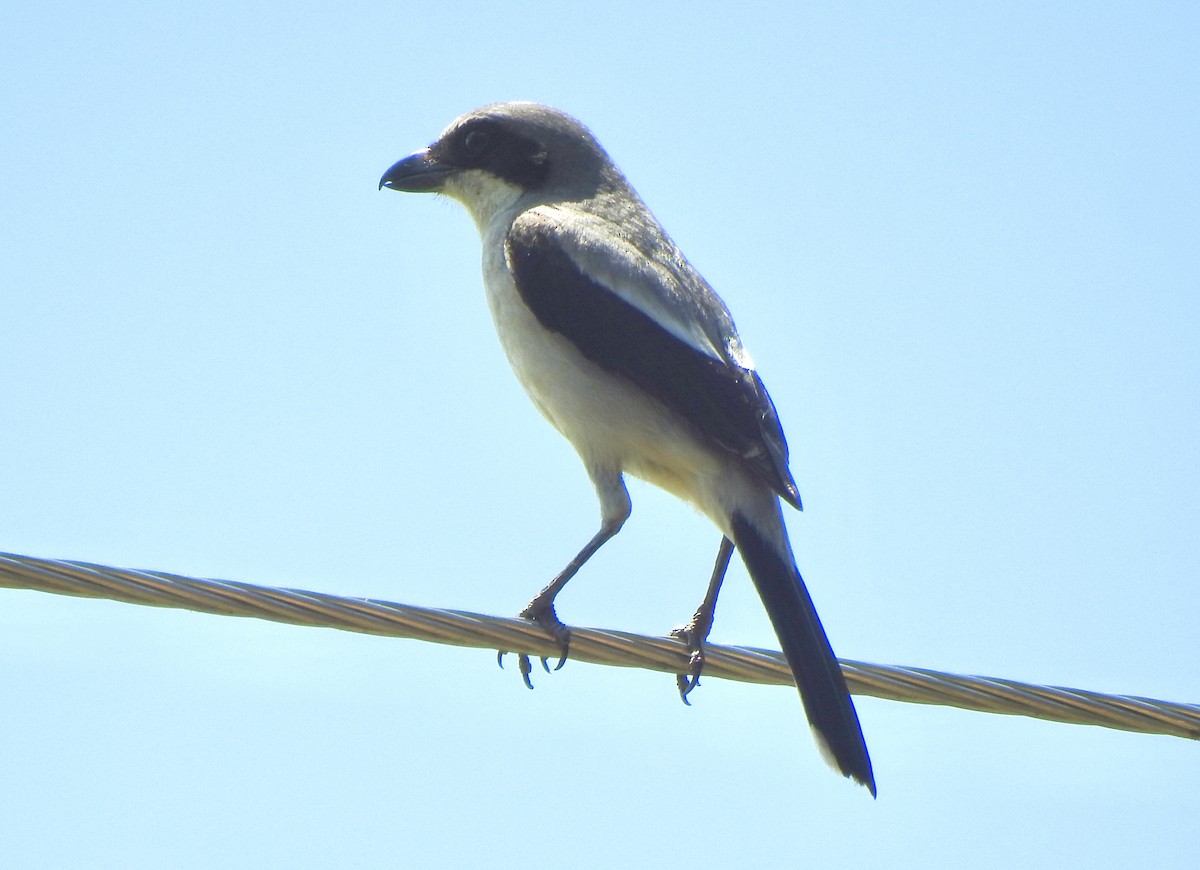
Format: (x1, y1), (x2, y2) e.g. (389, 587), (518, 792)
(379, 102), (875, 795)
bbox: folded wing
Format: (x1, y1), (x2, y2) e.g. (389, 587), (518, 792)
(506, 209), (801, 509)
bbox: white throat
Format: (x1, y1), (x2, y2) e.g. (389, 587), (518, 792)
(442, 169), (527, 234)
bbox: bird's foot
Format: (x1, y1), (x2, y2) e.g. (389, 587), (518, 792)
(670, 618), (711, 705)
(496, 598), (572, 688)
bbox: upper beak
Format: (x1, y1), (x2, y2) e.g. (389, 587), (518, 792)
(379, 149), (453, 192)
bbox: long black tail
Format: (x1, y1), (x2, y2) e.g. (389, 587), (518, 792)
(731, 511), (875, 796)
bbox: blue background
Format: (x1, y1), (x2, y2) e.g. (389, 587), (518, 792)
(2, 3), (1197, 867)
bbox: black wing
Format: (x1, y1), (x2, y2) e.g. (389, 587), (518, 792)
(506, 214), (801, 509)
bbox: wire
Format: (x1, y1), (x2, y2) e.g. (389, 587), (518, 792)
(2, 550), (1196, 740)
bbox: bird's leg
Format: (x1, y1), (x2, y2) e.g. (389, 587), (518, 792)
(498, 472), (630, 687)
(500, 525), (628, 684)
(671, 536), (734, 704)
(518, 523), (618, 672)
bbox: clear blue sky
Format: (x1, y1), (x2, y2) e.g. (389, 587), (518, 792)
(2, 3), (1197, 867)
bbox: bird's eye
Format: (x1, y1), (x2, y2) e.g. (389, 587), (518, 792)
(463, 129), (491, 156)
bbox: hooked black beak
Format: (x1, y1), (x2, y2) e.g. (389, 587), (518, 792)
(379, 149), (454, 193)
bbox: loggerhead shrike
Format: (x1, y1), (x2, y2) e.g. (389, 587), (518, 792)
(380, 102), (874, 795)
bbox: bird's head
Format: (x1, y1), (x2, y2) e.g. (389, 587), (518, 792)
(380, 102), (619, 228)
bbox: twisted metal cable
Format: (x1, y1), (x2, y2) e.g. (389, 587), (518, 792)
(2, 550), (1197, 740)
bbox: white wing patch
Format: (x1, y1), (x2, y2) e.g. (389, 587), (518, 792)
(537, 206), (748, 368)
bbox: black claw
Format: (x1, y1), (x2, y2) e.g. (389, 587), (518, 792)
(540, 656), (552, 673)
(675, 673), (695, 706)
(519, 654), (534, 690)
(676, 667), (701, 704)
(497, 650), (506, 669)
